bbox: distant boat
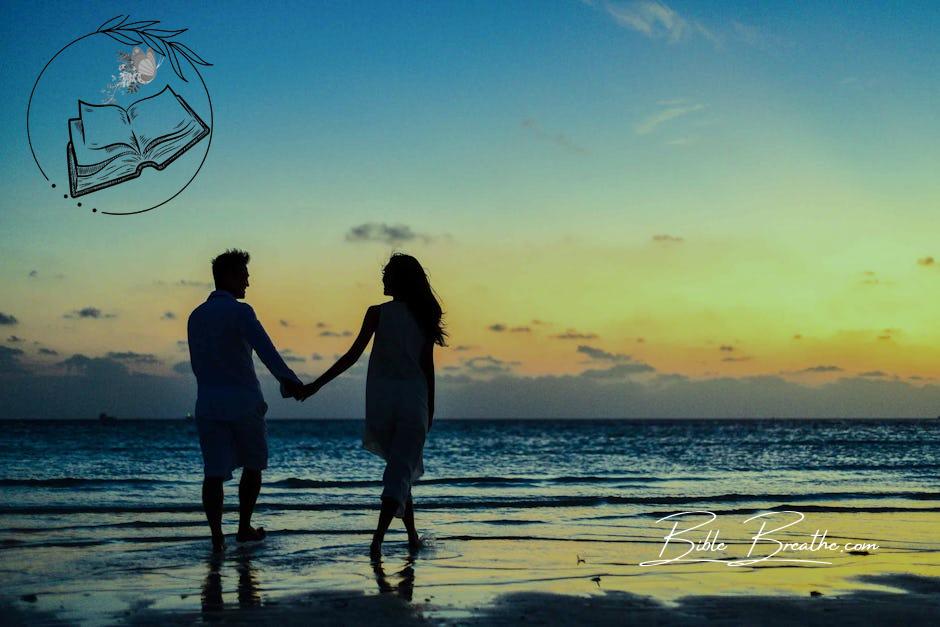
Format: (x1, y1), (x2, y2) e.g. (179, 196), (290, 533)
(98, 412), (117, 423)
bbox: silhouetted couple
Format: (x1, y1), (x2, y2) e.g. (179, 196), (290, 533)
(187, 249), (446, 556)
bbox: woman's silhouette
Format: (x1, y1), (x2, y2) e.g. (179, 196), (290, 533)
(303, 253), (446, 557)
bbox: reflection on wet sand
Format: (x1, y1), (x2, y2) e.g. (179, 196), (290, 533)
(201, 548), (262, 614)
(373, 555), (416, 602)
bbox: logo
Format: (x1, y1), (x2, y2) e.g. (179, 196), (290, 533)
(26, 15), (213, 215)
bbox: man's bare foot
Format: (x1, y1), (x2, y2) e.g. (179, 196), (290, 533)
(211, 535), (226, 553)
(236, 526), (266, 543)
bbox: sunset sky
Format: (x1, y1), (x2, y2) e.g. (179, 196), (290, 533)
(1, 1), (939, 418)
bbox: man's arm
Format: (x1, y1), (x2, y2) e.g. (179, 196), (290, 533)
(239, 304), (303, 397)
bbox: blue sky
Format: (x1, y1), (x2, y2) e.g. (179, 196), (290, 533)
(1, 1), (939, 417)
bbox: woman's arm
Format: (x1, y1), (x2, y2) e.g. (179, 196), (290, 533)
(420, 339), (435, 430)
(302, 306), (379, 399)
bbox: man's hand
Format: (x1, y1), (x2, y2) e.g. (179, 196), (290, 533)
(281, 379), (305, 401)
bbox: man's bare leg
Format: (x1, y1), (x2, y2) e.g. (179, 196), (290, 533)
(202, 477), (225, 552)
(236, 468), (265, 542)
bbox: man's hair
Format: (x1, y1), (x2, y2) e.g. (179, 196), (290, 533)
(211, 249), (250, 283)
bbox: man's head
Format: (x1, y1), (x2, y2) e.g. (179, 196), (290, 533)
(211, 249), (250, 299)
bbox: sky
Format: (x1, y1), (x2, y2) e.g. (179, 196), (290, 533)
(1, 1), (939, 418)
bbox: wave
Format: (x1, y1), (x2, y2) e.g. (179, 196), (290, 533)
(267, 475), (691, 489)
(0, 478), (168, 487)
(2, 490), (937, 516)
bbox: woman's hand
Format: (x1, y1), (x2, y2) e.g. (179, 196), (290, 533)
(300, 381), (322, 401)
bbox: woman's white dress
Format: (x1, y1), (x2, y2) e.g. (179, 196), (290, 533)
(363, 300), (429, 514)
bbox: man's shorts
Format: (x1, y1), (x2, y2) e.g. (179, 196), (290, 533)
(196, 416), (268, 480)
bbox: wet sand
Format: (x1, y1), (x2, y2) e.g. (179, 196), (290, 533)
(3, 510), (939, 625)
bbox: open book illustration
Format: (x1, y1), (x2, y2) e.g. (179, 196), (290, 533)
(67, 85), (209, 197)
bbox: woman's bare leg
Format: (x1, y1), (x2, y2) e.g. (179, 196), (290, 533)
(371, 497), (399, 558)
(402, 498), (421, 550)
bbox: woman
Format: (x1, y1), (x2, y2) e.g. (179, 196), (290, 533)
(302, 253), (446, 557)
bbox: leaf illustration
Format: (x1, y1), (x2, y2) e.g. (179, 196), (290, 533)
(139, 31), (168, 58)
(121, 20), (160, 30)
(171, 41), (212, 66)
(104, 30), (144, 46)
(166, 46), (187, 82)
(97, 15), (129, 31)
(142, 28), (188, 38)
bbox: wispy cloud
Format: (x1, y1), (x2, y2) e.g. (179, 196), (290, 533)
(161, 312), (176, 320)
(652, 234), (684, 243)
(635, 101), (705, 135)
(0, 313), (18, 326)
(602, 1), (718, 46)
(917, 256), (935, 267)
(577, 344), (631, 362)
(64, 307), (116, 320)
(520, 118), (588, 155)
(345, 223), (434, 245)
(553, 329), (599, 340)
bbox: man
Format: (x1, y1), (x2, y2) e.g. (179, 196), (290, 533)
(188, 249), (304, 552)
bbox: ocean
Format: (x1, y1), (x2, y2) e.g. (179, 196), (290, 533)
(1, 418), (939, 623)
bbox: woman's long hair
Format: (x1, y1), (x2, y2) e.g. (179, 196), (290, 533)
(382, 253), (447, 347)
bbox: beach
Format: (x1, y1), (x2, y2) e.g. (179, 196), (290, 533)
(1, 419), (938, 624)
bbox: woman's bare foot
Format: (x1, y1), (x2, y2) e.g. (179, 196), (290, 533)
(211, 534), (226, 553)
(236, 526), (266, 544)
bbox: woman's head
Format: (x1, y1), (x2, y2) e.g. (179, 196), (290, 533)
(382, 253), (447, 346)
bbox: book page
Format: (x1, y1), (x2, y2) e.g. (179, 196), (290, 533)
(75, 101), (139, 156)
(69, 119), (140, 194)
(126, 87), (194, 155)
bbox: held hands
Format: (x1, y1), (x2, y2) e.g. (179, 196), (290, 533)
(281, 379), (305, 401)
(299, 380), (322, 402)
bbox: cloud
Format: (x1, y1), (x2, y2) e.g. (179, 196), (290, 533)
(604, 1), (697, 43)
(64, 307), (116, 320)
(177, 279), (213, 289)
(172, 361), (191, 375)
(176, 340), (188, 350)
(316, 322), (328, 328)
(553, 330), (599, 340)
(652, 234), (684, 243)
(7, 335), (24, 343)
(635, 101), (705, 135)
(520, 118), (587, 155)
(581, 361), (656, 378)
(161, 312), (177, 320)
(345, 223), (433, 245)
(859, 370), (888, 378)
(0, 346), (28, 374)
(281, 349), (306, 363)
(320, 330), (353, 337)
(105, 351), (161, 365)
(722, 356), (751, 362)
(464, 355), (517, 376)
(719, 345), (734, 352)
(279, 319), (290, 327)
(60, 354), (129, 378)
(510, 326), (532, 333)
(488, 324), (507, 332)
(454, 345), (477, 352)
(38, 348), (59, 356)
(0, 313), (18, 325)
(917, 256), (935, 267)
(311, 353), (324, 361)
(577, 345), (631, 362)
(28, 270), (38, 278)
(795, 365), (844, 373)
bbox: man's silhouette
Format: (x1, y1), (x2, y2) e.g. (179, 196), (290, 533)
(188, 249), (303, 552)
